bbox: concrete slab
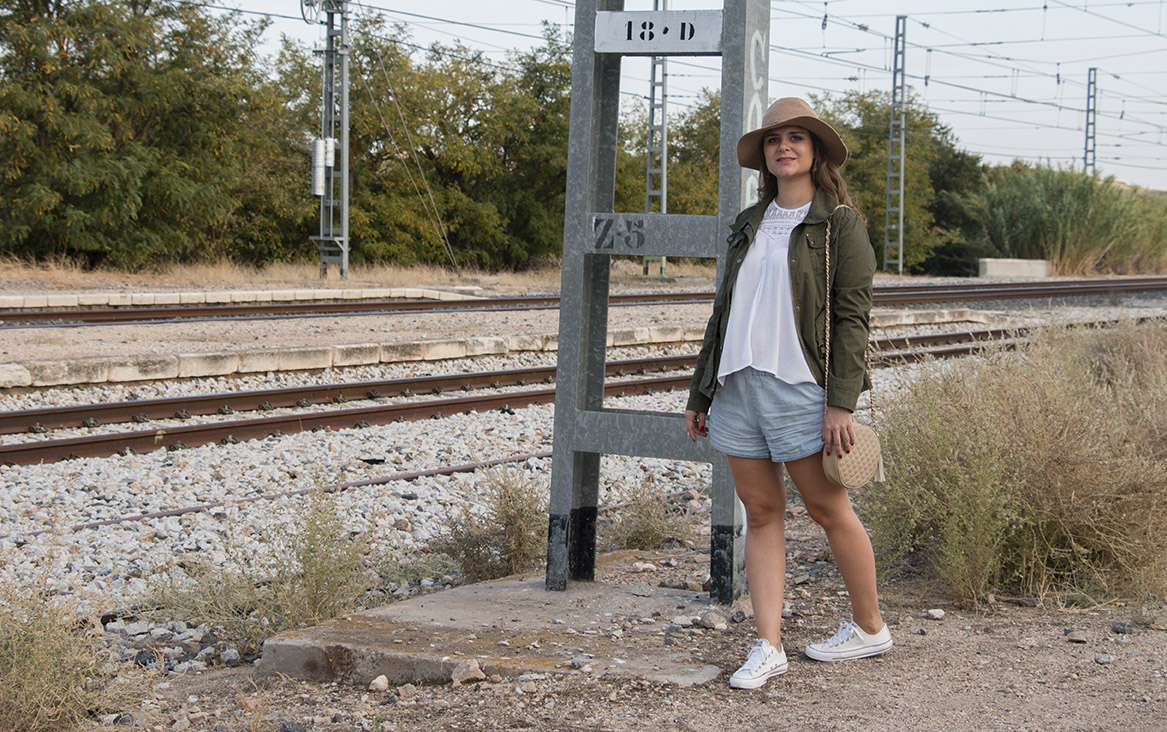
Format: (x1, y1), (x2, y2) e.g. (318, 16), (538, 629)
(278, 346), (333, 371)
(0, 296), (23, 309)
(978, 258), (1051, 278)
(871, 308), (1021, 328)
(259, 571), (724, 689)
(28, 358), (109, 386)
(333, 343), (382, 367)
(238, 350), (280, 374)
(44, 294), (79, 308)
(108, 356), (179, 383)
(177, 352), (240, 378)
(0, 363), (32, 388)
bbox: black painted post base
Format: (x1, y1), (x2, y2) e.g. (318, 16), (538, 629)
(710, 522), (744, 605)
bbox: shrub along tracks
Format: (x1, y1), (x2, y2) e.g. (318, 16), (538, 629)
(4, 277), (1167, 327)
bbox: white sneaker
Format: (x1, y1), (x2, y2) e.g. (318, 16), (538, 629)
(805, 620), (893, 662)
(729, 639), (788, 689)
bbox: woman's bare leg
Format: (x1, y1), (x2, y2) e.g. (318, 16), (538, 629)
(727, 455), (788, 648)
(784, 453), (883, 634)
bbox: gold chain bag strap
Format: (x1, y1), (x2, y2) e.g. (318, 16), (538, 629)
(821, 204), (885, 489)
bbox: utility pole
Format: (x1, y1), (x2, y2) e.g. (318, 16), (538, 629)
(1084, 67), (1097, 175)
(304, 0), (351, 279)
(883, 15), (906, 274)
(642, 0), (669, 277)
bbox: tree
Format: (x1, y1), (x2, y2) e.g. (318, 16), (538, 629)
(665, 89), (721, 216)
(814, 90), (974, 272)
(339, 20), (575, 270)
(0, 0), (312, 269)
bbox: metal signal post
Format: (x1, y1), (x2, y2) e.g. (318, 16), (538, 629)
(1084, 67), (1097, 175)
(547, 0), (769, 604)
(883, 15), (906, 274)
(305, 0), (351, 279)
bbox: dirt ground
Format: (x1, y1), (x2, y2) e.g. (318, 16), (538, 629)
(87, 510), (1167, 732)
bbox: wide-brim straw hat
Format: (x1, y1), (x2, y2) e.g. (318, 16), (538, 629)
(737, 97), (848, 170)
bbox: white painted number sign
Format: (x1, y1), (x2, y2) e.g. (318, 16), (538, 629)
(594, 10), (723, 55)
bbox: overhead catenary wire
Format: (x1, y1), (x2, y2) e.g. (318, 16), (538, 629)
(173, 1), (1167, 188)
(353, 2), (458, 268)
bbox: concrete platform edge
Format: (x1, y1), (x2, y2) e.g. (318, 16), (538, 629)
(0, 309), (995, 388)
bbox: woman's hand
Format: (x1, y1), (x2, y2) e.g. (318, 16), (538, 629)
(685, 409), (708, 442)
(822, 405), (854, 457)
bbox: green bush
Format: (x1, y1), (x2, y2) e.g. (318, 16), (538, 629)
(858, 321), (1167, 605)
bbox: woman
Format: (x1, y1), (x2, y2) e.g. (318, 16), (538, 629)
(684, 98), (891, 690)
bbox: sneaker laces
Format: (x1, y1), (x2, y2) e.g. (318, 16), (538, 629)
(739, 640), (772, 673)
(821, 621), (861, 649)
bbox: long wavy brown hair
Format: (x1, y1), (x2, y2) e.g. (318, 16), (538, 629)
(756, 132), (859, 215)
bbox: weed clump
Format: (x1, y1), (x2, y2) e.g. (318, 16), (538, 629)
(0, 574), (137, 732)
(602, 475), (698, 551)
(858, 321), (1167, 606)
(148, 490), (371, 656)
(433, 466), (548, 582)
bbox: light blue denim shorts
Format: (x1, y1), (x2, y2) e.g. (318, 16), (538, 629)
(707, 367), (825, 463)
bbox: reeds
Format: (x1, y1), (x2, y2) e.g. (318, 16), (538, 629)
(955, 165), (1167, 274)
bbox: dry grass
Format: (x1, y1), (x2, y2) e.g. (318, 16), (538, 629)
(858, 320), (1167, 606)
(601, 475), (698, 551)
(0, 255), (716, 294)
(147, 490), (371, 656)
(0, 573), (143, 732)
(432, 465), (548, 582)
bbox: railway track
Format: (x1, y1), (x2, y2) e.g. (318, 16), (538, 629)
(0, 328), (1007, 465)
(3, 277), (1166, 326)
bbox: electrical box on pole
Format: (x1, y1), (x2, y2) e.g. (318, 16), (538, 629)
(546, 0), (769, 605)
(304, 0), (351, 280)
(642, 0), (669, 278)
(1084, 67), (1097, 175)
(883, 15), (906, 274)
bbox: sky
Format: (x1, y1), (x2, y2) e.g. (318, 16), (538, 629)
(228, 1), (1167, 191)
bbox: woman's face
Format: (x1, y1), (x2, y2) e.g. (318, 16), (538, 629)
(762, 125), (815, 183)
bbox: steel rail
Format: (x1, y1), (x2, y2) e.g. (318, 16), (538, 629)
(0, 355), (679, 435)
(0, 329), (1000, 436)
(3, 277), (1167, 326)
(0, 374), (688, 466)
(0, 329), (1017, 465)
(0, 292), (708, 326)
(7, 316), (1163, 465)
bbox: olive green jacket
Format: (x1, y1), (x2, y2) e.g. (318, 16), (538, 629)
(686, 188), (876, 414)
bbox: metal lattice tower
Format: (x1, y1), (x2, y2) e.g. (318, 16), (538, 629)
(642, 0), (669, 277)
(1084, 67), (1098, 175)
(883, 15), (906, 274)
(307, 1), (351, 279)
(546, 0), (770, 604)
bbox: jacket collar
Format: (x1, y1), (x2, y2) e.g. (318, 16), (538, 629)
(802, 187), (841, 225)
(729, 187), (840, 239)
